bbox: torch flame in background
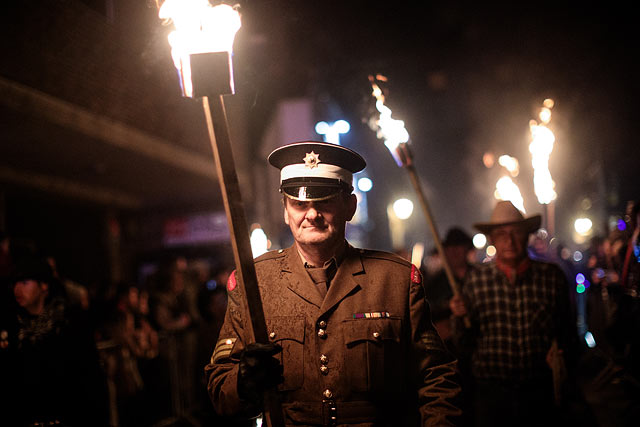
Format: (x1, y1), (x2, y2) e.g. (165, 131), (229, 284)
(495, 176), (526, 213)
(489, 153), (525, 212)
(368, 75), (410, 166)
(498, 154), (519, 177)
(158, 0), (241, 97)
(529, 99), (557, 204)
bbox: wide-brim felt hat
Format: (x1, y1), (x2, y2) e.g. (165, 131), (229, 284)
(473, 200), (542, 234)
(268, 141), (366, 201)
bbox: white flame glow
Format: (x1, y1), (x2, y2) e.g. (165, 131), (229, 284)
(574, 217), (593, 236)
(250, 226), (269, 258)
(498, 154), (519, 177)
(411, 243), (425, 268)
(158, 1), (241, 97)
(494, 176), (526, 213)
(529, 99), (557, 204)
(370, 79), (410, 156)
(393, 198), (414, 220)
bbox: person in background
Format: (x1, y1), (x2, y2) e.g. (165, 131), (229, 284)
(151, 257), (199, 422)
(450, 201), (575, 427)
(3, 254), (108, 426)
(206, 141), (462, 426)
(424, 227), (475, 343)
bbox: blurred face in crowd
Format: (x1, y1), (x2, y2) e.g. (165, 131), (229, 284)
(284, 192), (357, 250)
(14, 279), (48, 315)
(444, 245), (471, 269)
(490, 224), (529, 265)
(128, 287), (140, 309)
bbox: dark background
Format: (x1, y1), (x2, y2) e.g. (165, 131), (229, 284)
(1, 0), (638, 286)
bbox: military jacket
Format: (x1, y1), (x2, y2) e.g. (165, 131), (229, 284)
(205, 244), (461, 426)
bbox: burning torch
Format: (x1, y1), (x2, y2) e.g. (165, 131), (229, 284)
(368, 75), (469, 326)
(157, 2), (283, 425)
(493, 154), (526, 214)
(529, 98), (557, 236)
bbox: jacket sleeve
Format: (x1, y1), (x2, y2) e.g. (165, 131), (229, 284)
(204, 271), (260, 418)
(410, 267), (463, 426)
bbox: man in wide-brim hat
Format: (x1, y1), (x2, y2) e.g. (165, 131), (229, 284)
(450, 200), (575, 426)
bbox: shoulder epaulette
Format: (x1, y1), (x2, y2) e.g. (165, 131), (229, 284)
(357, 248), (411, 267)
(254, 248), (287, 264)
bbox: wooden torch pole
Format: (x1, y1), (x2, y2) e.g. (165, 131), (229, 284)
(397, 143), (471, 328)
(201, 95), (284, 427)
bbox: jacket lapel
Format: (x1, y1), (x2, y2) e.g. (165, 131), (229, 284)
(282, 246), (324, 308)
(320, 245), (364, 314)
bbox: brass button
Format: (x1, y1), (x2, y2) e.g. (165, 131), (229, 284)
(269, 332), (276, 339)
(373, 331), (380, 339)
(318, 320), (327, 328)
(320, 366), (329, 374)
(323, 389), (333, 399)
(320, 354), (328, 364)
(317, 329), (326, 338)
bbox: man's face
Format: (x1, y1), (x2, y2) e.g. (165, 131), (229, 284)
(14, 279), (48, 312)
(490, 224), (529, 264)
(284, 193), (357, 249)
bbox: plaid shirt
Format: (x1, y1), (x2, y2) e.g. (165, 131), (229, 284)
(454, 258), (572, 382)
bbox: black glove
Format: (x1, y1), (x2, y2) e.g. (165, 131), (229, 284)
(237, 342), (284, 403)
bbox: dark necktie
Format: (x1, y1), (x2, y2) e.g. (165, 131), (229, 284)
(306, 260), (337, 299)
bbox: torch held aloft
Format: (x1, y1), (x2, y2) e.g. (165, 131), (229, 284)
(202, 95), (285, 427)
(394, 143), (471, 328)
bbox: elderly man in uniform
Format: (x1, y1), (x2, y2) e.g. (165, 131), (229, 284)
(449, 201), (575, 427)
(205, 141), (462, 426)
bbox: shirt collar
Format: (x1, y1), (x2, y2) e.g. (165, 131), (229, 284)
(299, 240), (347, 269)
(496, 257), (531, 283)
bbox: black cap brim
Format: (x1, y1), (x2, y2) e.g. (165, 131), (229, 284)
(281, 177), (351, 201)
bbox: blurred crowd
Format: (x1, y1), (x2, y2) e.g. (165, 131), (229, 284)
(0, 200), (638, 427)
(1, 236), (234, 427)
(420, 200), (640, 427)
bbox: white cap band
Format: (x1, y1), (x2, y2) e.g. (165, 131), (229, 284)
(280, 163), (353, 185)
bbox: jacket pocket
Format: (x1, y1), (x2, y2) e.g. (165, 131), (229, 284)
(267, 316), (305, 391)
(343, 317), (402, 393)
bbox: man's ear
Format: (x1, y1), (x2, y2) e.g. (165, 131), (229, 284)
(283, 200), (290, 225)
(346, 193), (357, 221)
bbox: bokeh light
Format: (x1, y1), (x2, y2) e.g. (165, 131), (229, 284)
(392, 198), (414, 220)
(584, 331), (596, 348)
(473, 233), (487, 249)
(574, 218), (593, 236)
(357, 177), (373, 192)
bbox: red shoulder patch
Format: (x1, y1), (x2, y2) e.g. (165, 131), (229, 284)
(411, 264), (423, 284)
(227, 270), (237, 292)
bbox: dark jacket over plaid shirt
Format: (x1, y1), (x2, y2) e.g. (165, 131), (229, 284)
(452, 258), (573, 383)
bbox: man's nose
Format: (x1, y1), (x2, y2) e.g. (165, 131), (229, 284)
(305, 206), (320, 220)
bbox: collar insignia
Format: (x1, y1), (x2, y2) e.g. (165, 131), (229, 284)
(303, 151), (321, 169)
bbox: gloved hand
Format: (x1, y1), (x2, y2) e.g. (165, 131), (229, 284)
(237, 342), (284, 403)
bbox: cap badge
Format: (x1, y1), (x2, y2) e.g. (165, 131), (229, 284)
(303, 151), (321, 169)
